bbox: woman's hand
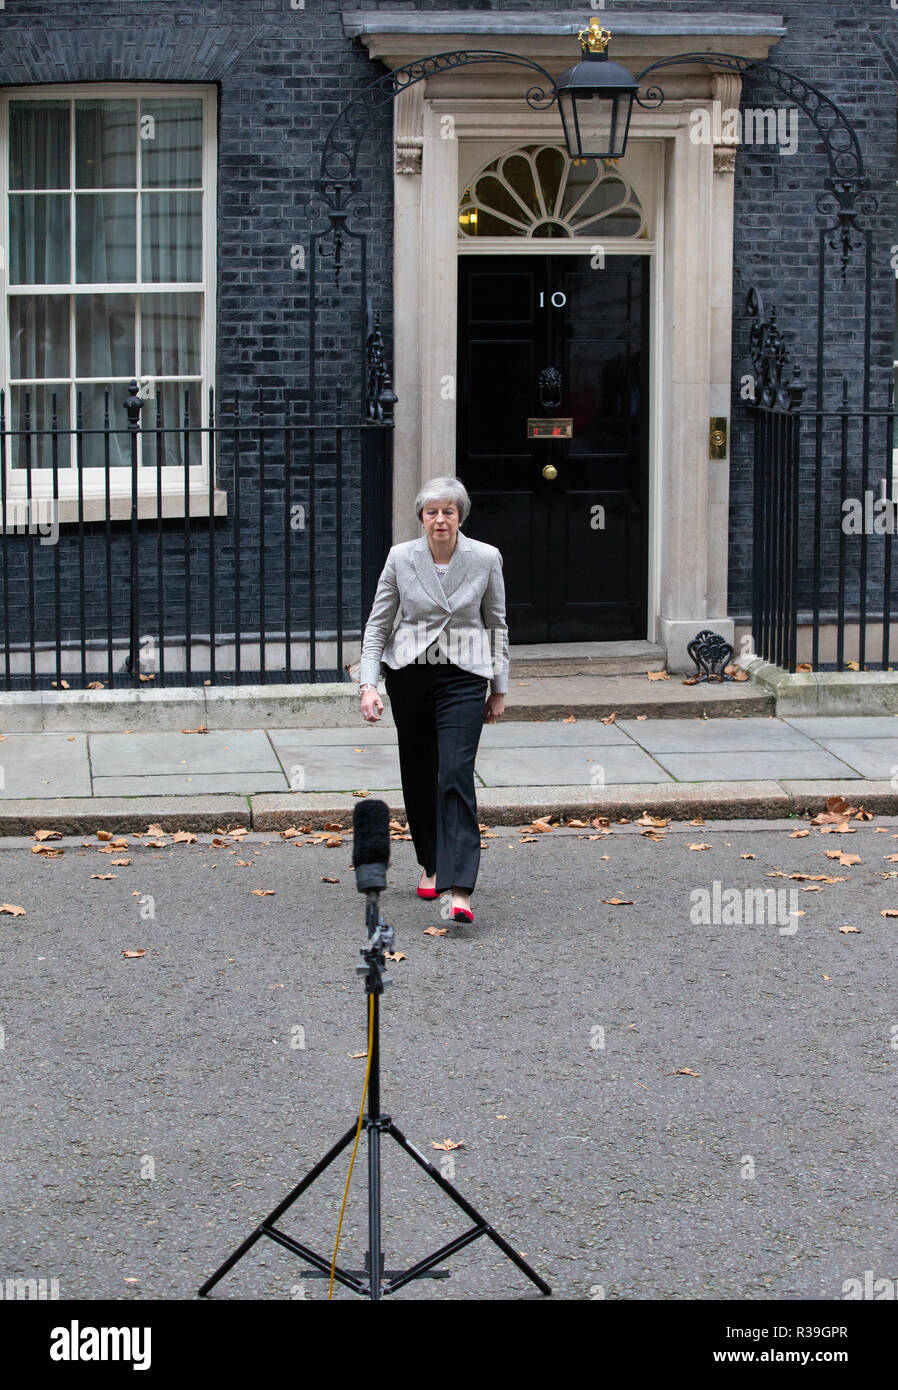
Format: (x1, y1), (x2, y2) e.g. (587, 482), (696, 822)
(361, 687), (384, 723)
(484, 692), (505, 724)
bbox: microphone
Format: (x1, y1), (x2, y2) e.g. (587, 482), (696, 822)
(352, 799), (391, 893)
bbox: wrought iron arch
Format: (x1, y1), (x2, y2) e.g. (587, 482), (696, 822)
(308, 50), (560, 425)
(307, 45), (875, 423)
(634, 53), (877, 277)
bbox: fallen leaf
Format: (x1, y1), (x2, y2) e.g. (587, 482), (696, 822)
(826, 850), (861, 867)
(424, 926), (449, 936)
(33, 829), (62, 841)
(636, 813), (669, 829)
(689, 843), (712, 851)
(146, 824), (166, 837)
(647, 670), (670, 681)
(432, 1139), (465, 1152)
(688, 817), (706, 827)
(600, 712), (616, 725)
(528, 819), (554, 834)
(96, 830), (114, 841)
(601, 897), (634, 905)
(31, 844), (63, 856)
(172, 831), (197, 844)
(880, 909), (898, 918)
(796, 663), (813, 672)
(349, 1051), (367, 1059)
(386, 951), (406, 963)
(180, 726), (209, 734)
(251, 889), (275, 897)
(0, 903), (26, 917)
(87, 681), (105, 690)
(51, 680), (70, 689)
(122, 949), (146, 958)
(672, 1067), (701, 1077)
(740, 853), (755, 860)
(839, 926), (860, 934)
(321, 876), (340, 884)
(790, 830), (810, 838)
(91, 873), (115, 880)
(636, 714), (648, 721)
(811, 796), (869, 827)
(110, 858), (131, 866)
(563, 713), (577, 723)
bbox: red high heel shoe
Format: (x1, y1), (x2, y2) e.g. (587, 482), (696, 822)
(417, 872), (438, 900)
(451, 903), (474, 924)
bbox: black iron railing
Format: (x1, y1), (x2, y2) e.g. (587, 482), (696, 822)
(750, 382), (898, 673)
(0, 384), (393, 690)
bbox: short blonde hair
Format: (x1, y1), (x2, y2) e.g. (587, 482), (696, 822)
(415, 476), (471, 526)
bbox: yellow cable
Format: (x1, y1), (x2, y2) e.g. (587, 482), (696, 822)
(328, 991), (375, 1301)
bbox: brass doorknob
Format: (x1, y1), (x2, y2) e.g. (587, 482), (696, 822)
(542, 463), (558, 481)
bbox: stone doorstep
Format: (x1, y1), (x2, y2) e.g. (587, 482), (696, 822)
(506, 639), (667, 678)
(1, 780), (894, 836)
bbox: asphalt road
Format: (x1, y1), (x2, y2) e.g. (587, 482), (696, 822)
(1, 813), (896, 1302)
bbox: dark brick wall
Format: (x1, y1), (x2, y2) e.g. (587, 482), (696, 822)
(0, 0), (895, 670)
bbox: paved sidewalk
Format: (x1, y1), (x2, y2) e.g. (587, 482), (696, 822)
(0, 714), (896, 832)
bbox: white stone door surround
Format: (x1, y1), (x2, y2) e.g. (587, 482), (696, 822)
(346, 11), (786, 669)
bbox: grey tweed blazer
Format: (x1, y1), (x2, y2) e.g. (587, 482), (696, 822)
(358, 530), (509, 694)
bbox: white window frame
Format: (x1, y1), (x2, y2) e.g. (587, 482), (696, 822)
(0, 82), (218, 518)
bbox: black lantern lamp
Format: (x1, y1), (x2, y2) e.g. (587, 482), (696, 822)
(555, 18), (639, 162)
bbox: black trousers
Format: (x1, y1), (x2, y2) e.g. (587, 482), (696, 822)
(384, 643), (489, 894)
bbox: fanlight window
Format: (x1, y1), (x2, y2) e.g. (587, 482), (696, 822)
(458, 144), (644, 239)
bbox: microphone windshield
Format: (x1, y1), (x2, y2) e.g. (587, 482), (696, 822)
(352, 799), (391, 869)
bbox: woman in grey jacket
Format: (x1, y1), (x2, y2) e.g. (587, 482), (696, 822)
(358, 476), (509, 925)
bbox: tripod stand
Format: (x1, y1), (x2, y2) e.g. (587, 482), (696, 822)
(199, 896), (551, 1300)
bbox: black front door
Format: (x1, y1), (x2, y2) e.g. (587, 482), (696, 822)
(456, 253), (649, 642)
